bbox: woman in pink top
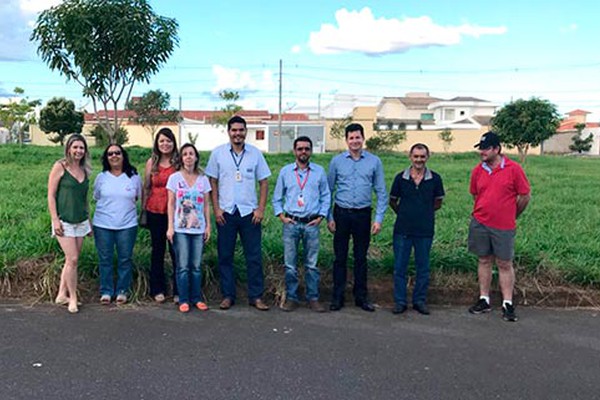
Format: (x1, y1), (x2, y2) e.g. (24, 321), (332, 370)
(143, 127), (180, 303)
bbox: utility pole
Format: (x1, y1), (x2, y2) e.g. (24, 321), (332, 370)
(277, 59), (282, 153)
(178, 95), (182, 143)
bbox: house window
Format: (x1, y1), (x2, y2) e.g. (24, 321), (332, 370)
(256, 130), (265, 140)
(460, 110), (465, 116)
(420, 113), (434, 121)
(444, 109), (455, 121)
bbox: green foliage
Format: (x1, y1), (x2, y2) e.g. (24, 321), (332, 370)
(492, 97), (560, 162)
(30, 0), (179, 140)
(569, 123), (594, 154)
(90, 125), (129, 147)
(187, 131), (199, 146)
(366, 129), (406, 152)
(126, 89), (180, 138)
(1, 146), (600, 297)
(39, 97), (84, 145)
(329, 116), (353, 140)
(211, 90), (242, 127)
(438, 128), (454, 152)
(0, 87), (41, 145)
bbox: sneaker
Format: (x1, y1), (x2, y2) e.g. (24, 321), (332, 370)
(468, 298), (491, 314)
(502, 304), (518, 322)
(195, 302), (209, 311)
(154, 294), (165, 303)
(280, 299), (298, 312)
(100, 295), (111, 305)
(116, 294), (127, 305)
(179, 303), (190, 313)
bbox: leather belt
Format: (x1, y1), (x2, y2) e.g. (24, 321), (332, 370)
(285, 213), (320, 223)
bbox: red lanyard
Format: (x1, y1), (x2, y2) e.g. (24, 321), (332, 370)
(295, 168), (310, 191)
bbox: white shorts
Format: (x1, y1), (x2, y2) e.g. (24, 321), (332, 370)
(52, 220), (92, 238)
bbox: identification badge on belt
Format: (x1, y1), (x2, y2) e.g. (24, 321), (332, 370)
(235, 170), (242, 182)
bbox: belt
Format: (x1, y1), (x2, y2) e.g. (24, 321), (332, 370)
(335, 205), (371, 213)
(285, 213), (320, 223)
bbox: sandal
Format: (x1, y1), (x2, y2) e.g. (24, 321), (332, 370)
(195, 302), (209, 311)
(179, 303), (190, 313)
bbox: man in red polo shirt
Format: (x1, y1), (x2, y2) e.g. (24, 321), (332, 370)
(467, 131), (530, 322)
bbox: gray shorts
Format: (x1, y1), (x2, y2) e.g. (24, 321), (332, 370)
(467, 218), (515, 261)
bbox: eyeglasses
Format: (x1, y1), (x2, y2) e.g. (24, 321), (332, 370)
(107, 151), (122, 157)
(295, 147), (312, 152)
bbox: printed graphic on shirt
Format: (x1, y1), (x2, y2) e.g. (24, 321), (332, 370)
(175, 181), (205, 230)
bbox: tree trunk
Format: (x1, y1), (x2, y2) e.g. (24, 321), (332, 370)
(517, 144), (529, 164)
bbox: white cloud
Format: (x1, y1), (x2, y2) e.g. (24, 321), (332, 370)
(308, 7), (507, 55)
(291, 45), (301, 54)
(560, 23), (577, 33)
(0, 0), (62, 61)
(211, 65), (276, 94)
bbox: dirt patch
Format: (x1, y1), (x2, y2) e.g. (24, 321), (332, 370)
(2, 259), (599, 309)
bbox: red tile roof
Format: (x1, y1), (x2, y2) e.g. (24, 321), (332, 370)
(558, 121), (599, 132)
(566, 109), (591, 116)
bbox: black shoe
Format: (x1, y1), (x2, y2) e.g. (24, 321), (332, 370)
(502, 303), (518, 322)
(329, 301), (343, 311)
(356, 301), (375, 312)
(280, 299), (298, 312)
(413, 303), (430, 315)
(468, 298), (491, 314)
(392, 304), (407, 314)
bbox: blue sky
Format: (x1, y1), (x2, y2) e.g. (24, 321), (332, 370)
(2, 0), (600, 119)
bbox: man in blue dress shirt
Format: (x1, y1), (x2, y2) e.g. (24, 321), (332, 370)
(327, 123), (388, 312)
(205, 116), (271, 311)
(272, 136), (330, 312)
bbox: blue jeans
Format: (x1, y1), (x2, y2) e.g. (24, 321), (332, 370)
(283, 222), (321, 302)
(93, 226), (138, 297)
(216, 210), (264, 303)
(173, 233), (205, 305)
(393, 234), (433, 306)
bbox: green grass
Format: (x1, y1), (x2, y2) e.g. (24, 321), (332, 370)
(1, 144), (599, 299)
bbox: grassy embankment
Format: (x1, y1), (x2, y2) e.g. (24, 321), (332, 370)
(0, 144), (599, 302)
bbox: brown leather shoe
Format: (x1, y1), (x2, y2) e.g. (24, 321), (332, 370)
(219, 298), (233, 310)
(249, 298), (270, 311)
(308, 299), (326, 313)
(280, 299), (298, 312)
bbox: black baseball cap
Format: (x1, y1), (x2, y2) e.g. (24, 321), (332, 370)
(474, 131), (500, 149)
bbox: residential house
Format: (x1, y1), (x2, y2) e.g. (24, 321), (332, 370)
(543, 109), (600, 154)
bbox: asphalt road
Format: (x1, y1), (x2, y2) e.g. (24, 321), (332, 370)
(1, 302), (599, 400)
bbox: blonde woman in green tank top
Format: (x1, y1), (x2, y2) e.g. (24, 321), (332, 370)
(47, 134), (92, 314)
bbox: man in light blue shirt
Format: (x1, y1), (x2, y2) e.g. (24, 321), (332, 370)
(205, 115), (271, 311)
(272, 136), (330, 312)
(327, 123), (387, 312)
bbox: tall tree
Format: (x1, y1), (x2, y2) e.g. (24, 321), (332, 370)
(492, 97), (560, 162)
(126, 89), (180, 138)
(569, 122), (594, 154)
(39, 97), (84, 145)
(0, 87), (41, 145)
(329, 115), (353, 140)
(211, 90), (243, 127)
(30, 0), (178, 142)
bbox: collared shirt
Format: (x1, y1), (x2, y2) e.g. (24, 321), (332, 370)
(205, 143), (271, 217)
(390, 167), (445, 237)
(470, 156), (530, 230)
(327, 150), (388, 223)
(93, 171), (142, 230)
(272, 161), (331, 219)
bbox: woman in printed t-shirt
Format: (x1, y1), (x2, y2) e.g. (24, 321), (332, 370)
(143, 127), (180, 303)
(166, 143), (211, 313)
(93, 144), (142, 305)
(47, 134), (92, 314)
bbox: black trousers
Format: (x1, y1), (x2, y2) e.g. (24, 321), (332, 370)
(331, 205), (372, 304)
(147, 211), (178, 297)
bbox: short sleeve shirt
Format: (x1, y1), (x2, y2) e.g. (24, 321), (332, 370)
(166, 172), (211, 235)
(205, 143), (271, 217)
(390, 168), (445, 237)
(470, 156), (530, 230)
(93, 172), (142, 230)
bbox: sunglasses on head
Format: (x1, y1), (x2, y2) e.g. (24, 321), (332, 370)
(107, 151), (122, 157)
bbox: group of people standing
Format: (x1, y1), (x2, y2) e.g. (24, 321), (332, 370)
(47, 116), (530, 322)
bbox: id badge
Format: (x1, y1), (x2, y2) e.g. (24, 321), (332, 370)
(297, 193), (305, 208)
(235, 170), (242, 182)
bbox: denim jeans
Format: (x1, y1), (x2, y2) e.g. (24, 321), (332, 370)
(283, 222), (321, 302)
(216, 210), (264, 302)
(93, 225), (138, 297)
(173, 233), (204, 305)
(332, 206), (371, 304)
(147, 211), (178, 297)
(393, 234), (433, 306)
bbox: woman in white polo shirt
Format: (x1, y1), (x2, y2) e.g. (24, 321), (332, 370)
(93, 144), (142, 305)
